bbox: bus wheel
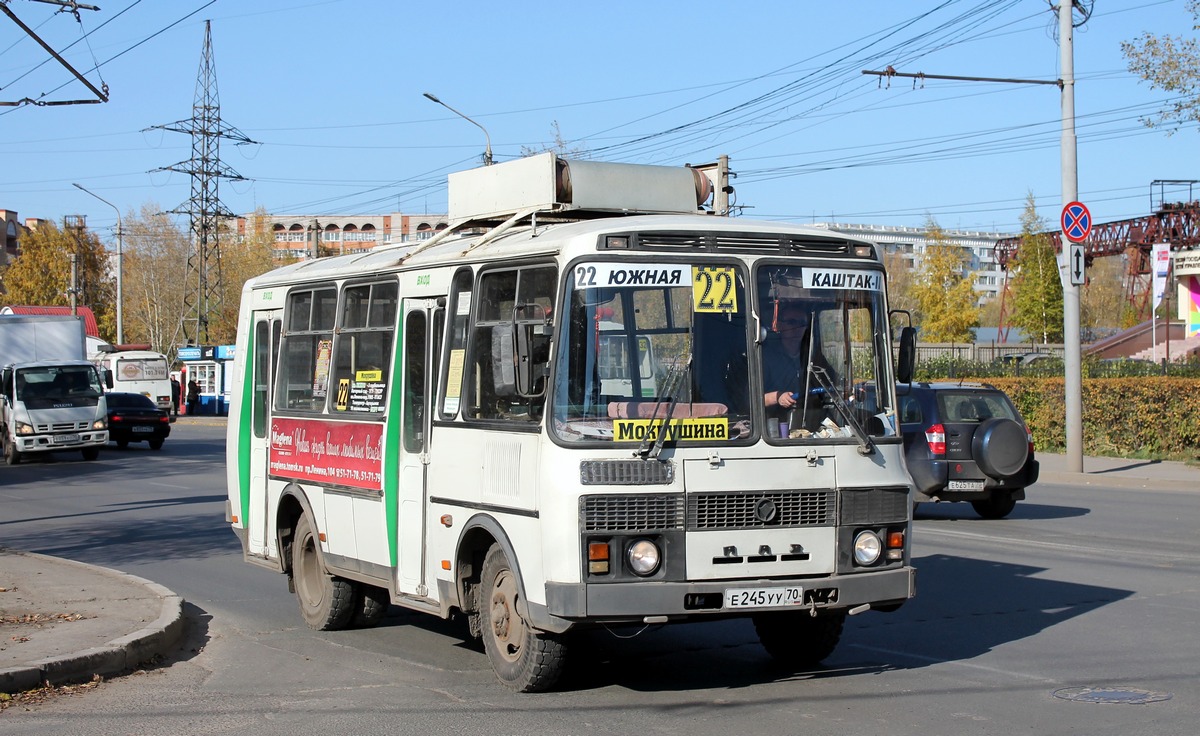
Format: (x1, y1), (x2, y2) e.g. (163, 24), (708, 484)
(292, 514), (356, 631)
(351, 585), (390, 628)
(479, 544), (566, 692)
(82, 447), (100, 461)
(753, 611), (845, 668)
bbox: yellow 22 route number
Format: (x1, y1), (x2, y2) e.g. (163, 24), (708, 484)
(692, 266), (738, 313)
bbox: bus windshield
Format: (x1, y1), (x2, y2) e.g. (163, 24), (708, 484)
(756, 263), (896, 441)
(552, 261), (753, 444)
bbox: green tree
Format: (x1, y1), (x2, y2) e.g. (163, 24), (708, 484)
(1008, 194), (1063, 344)
(2, 220), (116, 340)
(122, 204), (191, 358)
(1080, 255), (1130, 340)
(910, 217), (979, 342)
(1122, 1), (1200, 133)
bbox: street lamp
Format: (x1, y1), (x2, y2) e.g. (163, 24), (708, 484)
(72, 182), (124, 344)
(423, 92), (493, 166)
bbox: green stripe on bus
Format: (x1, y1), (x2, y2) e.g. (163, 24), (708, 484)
(383, 319), (404, 569)
(238, 325), (254, 529)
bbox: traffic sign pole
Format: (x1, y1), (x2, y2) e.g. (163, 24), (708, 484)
(1060, 1), (1083, 474)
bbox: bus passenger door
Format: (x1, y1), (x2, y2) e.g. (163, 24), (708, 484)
(248, 311), (281, 557)
(397, 300), (439, 595)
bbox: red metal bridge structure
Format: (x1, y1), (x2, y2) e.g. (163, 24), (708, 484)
(993, 199), (1200, 338)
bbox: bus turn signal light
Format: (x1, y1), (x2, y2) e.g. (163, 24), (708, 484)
(588, 541), (610, 575)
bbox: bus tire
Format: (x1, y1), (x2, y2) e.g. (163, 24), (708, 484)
(479, 544), (566, 692)
(753, 611), (845, 668)
(82, 447), (100, 461)
(351, 585), (390, 628)
(292, 514), (356, 631)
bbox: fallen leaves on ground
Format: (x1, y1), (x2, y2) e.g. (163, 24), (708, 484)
(0, 674), (104, 712)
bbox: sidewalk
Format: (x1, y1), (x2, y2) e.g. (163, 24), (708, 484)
(0, 549), (185, 694)
(1036, 452), (1200, 492)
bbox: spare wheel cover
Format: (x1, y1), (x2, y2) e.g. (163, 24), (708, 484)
(972, 417), (1029, 478)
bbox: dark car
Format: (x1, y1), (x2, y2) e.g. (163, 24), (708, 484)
(106, 392), (171, 450)
(896, 382), (1039, 519)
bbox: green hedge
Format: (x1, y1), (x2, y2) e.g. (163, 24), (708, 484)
(951, 377), (1200, 459)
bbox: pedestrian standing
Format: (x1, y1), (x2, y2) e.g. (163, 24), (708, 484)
(186, 379), (200, 416)
(170, 376), (181, 417)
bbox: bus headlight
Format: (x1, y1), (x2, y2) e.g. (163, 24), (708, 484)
(92, 418), (108, 430)
(15, 422), (34, 436)
(627, 539), (661, 576)
(853, 531), (882, 566)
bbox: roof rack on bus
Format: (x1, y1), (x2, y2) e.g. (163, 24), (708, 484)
(396, 153), (713, 264)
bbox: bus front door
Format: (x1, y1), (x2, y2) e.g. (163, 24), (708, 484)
(397, 300), (440, 596)
(248, 310), (282, 557)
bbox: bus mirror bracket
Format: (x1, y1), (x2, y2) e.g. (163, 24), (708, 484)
(513, 322), (550, 399)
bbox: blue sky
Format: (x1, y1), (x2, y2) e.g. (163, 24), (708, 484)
(0, 0), (1195, 244)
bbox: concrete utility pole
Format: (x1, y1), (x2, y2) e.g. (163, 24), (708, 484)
(1059, 0), (1084, 473)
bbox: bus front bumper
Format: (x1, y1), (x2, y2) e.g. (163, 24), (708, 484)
(543, 566), (914, 624)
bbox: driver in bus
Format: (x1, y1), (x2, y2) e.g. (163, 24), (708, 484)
(762, 301), (811, 416)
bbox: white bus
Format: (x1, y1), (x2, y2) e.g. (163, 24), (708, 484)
(225, 154), (918, 691)
(94, 348), (173, 411)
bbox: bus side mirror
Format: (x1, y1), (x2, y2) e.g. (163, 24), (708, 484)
(896, 326), (916, 385)
(104, 368), (114, 390)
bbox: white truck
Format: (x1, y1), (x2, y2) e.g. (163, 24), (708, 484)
(0, 315), (109, 464)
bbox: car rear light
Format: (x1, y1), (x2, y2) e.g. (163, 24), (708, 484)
(111, 414), (124, 423)
(159, 415), (170, 423)
(1027, 428), (1034, 455)
(925, 423), (946, 457)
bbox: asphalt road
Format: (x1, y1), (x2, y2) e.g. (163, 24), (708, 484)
(1, 423), (1197, 735)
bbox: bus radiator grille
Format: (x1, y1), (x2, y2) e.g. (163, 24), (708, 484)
(839, 487), (910, 525)
(687, 490), (835, 530)
(581, 494), (685, 532)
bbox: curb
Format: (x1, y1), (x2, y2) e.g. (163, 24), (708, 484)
(1038, 470), (1199, 493)
(0, 554), (186, 694)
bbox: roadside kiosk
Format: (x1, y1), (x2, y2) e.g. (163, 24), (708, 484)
(177, 345), (235, 415)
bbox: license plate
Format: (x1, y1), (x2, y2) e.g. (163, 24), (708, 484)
(53, 433), (81, 444)
(948, 479), (985, 491)
(132, 426), (154, 433)
(723, 586), (804, 609)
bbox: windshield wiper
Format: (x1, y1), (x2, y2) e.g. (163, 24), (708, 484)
(635, 356), (692, 460)
(809, 364), (875, 455)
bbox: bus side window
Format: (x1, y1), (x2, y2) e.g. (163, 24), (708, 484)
(275, 287), (338, 412)
(330, 281), (396, 414)
(438, 269), (472, 420)
(466, 265), (555, 421)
